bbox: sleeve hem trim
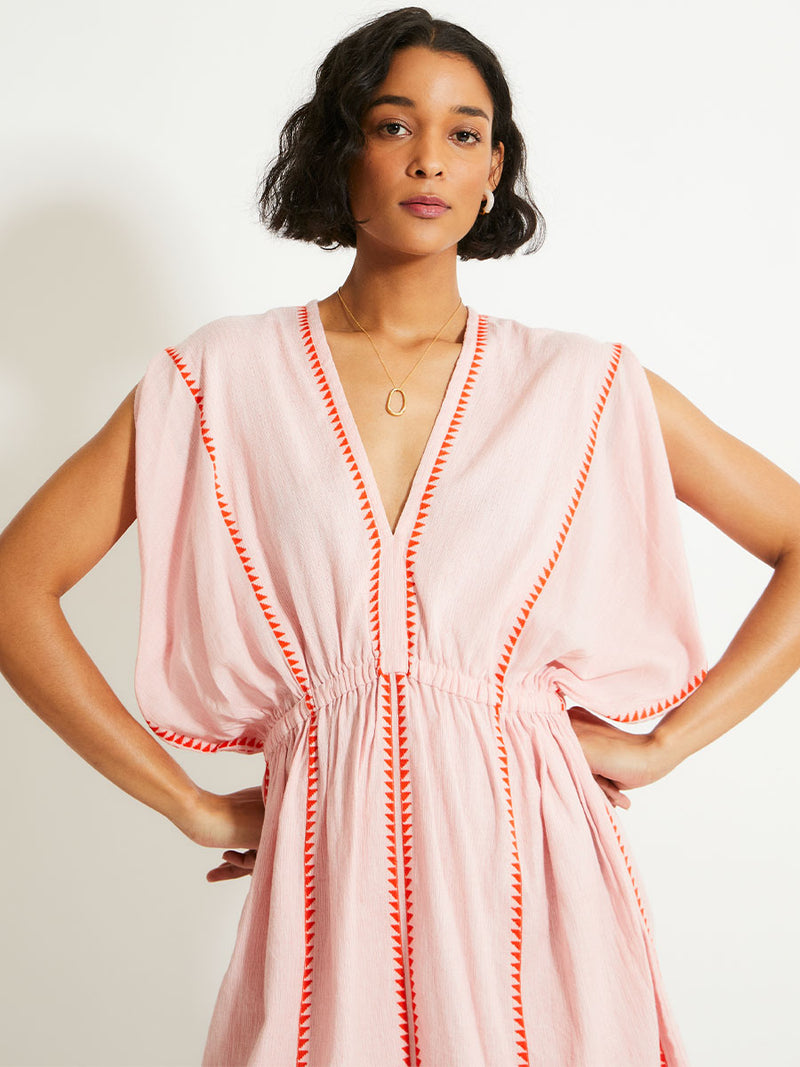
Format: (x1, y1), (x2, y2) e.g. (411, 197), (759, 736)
(144, 716), (264, 754)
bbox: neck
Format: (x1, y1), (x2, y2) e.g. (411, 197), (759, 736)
(331, 249), (464, 344)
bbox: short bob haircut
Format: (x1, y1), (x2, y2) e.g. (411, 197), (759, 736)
(256, 6), (546, 261)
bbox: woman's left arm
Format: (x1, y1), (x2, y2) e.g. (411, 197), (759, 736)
(644, 366), (800, 773)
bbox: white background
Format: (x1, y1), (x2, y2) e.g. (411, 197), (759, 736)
(1, 1), (798, 1064)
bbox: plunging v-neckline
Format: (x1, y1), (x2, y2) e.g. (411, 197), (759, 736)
(301, 298), (480, 549)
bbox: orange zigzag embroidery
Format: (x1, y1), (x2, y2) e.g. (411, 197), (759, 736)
(381, 671), (420, 1065)
(600, 667), (709, 723)
(142, 718), (263, 754)
(164, 347), (321, 1066)
(164, 347), (317, 714)
(488, 342), (624, 1067)
(405, 315), (488, 672)
(605, 802), (671, 1065)
(298, 308), (383, 666)
(495, 343), (624, 710)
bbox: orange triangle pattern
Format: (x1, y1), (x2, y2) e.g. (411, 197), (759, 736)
(405, 316), (488, 673)
(380, 672), (419, 1064)
(485, 342), (625, 1066)
(602, 668), (710, 724)
(295, 706), (320, 1065)
(142, 716), (263, 754)
(492, 343), (623, 718)
(605, 801), (653, 941)
(488, 341), (707, 726)
(604, 802), (671, 1064)
(491, 701), (530, 1064)
(297, 309), (383, 667)
(395, 673), (420, 1063)
(163, 347), (316, 715)
(163, 347), (323, 1063)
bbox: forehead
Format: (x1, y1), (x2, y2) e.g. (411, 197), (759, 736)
(369, 46), (493, 117)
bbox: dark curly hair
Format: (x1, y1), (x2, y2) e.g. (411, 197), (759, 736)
(256, 6), (546, 261)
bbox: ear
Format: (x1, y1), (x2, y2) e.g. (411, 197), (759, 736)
(490, 141), (505, 190)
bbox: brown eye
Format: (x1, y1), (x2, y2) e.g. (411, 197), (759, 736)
(378, 121), (408, 136)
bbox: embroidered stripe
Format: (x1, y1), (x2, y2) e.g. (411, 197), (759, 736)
(405, 315), (488, 671)
(395, 672), (420, 1063)
(605, 802), (671, 1065)
(165, 346), (321, 1064)
(298, 309), (383, 665)
(600, 669), (708, 723)
(495, 343), (623, 710)
(143, 718), (263, 753)
(485, 343), (624, 1065)
(489, 700), (529, 1064)
(381, 671), (419, 1064)
(165, 347), (317, 713)
(296, 718), (320, 1065)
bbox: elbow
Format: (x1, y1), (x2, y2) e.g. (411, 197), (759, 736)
(773, 535), (800, 570)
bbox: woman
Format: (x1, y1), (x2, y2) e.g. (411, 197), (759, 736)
(1, 6), (798, 1066)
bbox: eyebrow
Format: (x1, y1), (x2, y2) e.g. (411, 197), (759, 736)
(364, 94), (491, 123)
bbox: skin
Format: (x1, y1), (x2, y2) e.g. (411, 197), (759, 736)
(1, 46), (800, 887)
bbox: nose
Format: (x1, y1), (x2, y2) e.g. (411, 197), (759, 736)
(406, 131), (445, 178)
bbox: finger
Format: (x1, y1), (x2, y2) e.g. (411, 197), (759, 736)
(222, 849), (257, 869)
(205, 850), (259, 883)
(606, 783), (632, 809)
(208, 850), (258, 880)
(207, 865), (235, 882)
(596, 776), (632, 809)
(206, 863), (252, 882)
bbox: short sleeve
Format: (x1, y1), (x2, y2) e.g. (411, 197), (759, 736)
(541, 343), (708, 728)
(132, 344), (288, 754)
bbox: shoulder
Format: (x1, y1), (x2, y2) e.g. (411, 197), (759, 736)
(481, 310), (629, 386)
(170, 304), (301, 365)
(135, 304), (304, 409)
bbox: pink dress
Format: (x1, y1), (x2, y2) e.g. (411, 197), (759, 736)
(133, 299), (707, 1067)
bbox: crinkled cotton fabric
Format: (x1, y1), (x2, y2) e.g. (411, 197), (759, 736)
(133, 299), (707, 1067)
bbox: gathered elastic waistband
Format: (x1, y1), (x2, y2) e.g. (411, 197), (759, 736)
(258, 659), (567, 754)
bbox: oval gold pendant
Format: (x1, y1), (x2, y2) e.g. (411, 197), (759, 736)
(386, 387), (406, 416)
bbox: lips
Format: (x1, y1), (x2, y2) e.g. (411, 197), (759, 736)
(400, 196), (449, 208)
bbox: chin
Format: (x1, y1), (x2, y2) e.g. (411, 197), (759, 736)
(361, 225), (464, 258)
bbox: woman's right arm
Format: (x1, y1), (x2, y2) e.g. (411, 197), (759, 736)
(0, 386), (210, 841)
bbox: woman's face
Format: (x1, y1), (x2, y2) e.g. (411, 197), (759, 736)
(347, 45), (505, 258)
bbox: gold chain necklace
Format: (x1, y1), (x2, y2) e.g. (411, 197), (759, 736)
(335, 287), (464, 417)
